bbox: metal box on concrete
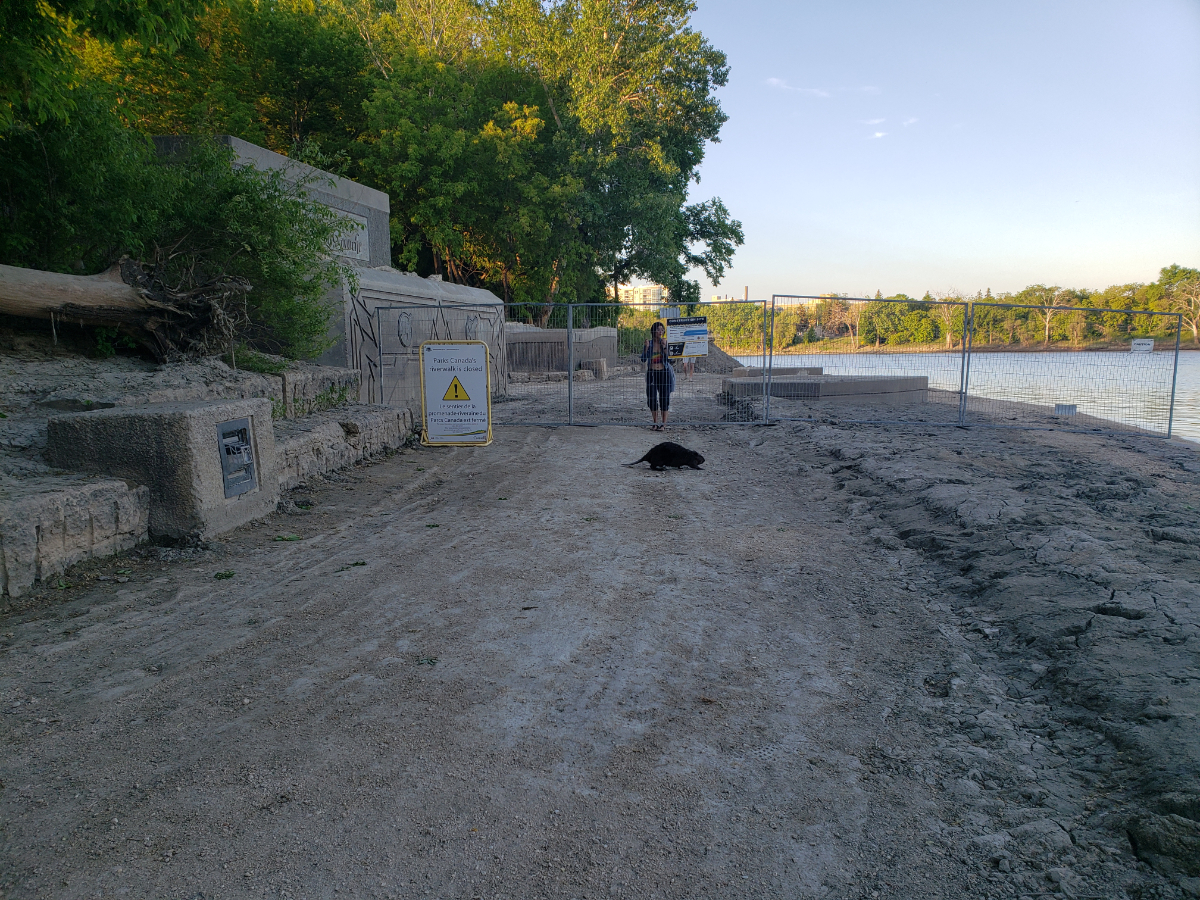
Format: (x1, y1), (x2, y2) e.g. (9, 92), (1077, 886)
(47, 399), (279, 541)
(216, 417), (257, 497)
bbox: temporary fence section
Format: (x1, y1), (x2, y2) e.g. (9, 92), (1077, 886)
(369, 297), (1182, 438)
(499, 300), (769, 425)
(764, 296), (969, 425)
(766, 295), (1183, 437)
(961, 303), (1182, 436)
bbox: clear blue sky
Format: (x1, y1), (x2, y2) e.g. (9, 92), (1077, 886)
(684, 0), (1200, 300)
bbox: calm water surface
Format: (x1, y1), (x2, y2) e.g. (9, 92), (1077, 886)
(736, 349), (1200, 442)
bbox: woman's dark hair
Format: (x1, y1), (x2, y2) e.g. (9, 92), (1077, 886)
(651, 322), (665, 335)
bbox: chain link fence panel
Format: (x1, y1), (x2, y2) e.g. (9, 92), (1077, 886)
(369, 297), (1181, 439)
(763, 296), (968, 425)
(962, 303), (1183, 436)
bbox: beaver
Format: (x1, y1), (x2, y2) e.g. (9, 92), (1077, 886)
(623, 442), (705, 471)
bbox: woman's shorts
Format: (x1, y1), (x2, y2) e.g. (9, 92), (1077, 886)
(646, 370), (670, 411)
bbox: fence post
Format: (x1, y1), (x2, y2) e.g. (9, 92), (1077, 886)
(567, 303), (574, 425)
(1168, 313), (1182, 438)
(375, 306), (384, 406)
(764, 297), (776, 422)
(959, 302), (974, 426)
(759, 300), (768, 422)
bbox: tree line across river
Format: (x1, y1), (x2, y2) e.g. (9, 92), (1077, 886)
(510, 269), (1200, 356)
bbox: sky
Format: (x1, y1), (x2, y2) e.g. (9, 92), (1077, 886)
(681, 0), (1200, 301)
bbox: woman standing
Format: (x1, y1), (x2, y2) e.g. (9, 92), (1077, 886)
(641, 321), (674, 430)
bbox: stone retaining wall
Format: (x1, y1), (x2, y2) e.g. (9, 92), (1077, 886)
(0, 476), (149, 599)
(282, 367), (361, 418)
(2, 401), (414, 598)
(273, 405), (414, 491)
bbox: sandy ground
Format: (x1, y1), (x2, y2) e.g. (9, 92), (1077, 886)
(2, 421), (1198, 900)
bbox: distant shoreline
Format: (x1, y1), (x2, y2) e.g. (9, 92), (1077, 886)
(728, 344), (1200, 355)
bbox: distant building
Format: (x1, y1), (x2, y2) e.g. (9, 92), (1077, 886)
(618, 284), (667, 305)
(773, 294), (843, 309)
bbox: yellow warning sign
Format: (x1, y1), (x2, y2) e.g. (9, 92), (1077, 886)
(442, 376), (470, 402)
(420, 341), (491, 446)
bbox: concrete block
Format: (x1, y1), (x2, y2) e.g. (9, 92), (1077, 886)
(274, 406), (411, 491)
(580, 359), (608, 381)
(282, 367), (361, 418)
(505, 326), (617, 372)
(723, 376), (778, 398)
(46, 399), (278, 541)
(1, 476), (149, 598)
(806, 376), (928, 402)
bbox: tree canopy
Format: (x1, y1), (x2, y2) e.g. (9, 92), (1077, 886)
(0, 0), (200, 127)
(41, 0), (743, 319)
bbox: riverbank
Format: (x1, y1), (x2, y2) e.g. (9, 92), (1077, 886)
(2, 421), (1197, 899)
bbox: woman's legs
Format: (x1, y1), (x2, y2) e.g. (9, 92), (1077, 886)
(647, 371), (669, 428)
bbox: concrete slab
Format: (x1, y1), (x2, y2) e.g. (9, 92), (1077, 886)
(46, 399), (278, 541)
(731, 366), (823, 378)
(723, 374), (929, 404)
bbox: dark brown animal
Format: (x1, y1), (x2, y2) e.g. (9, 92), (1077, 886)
(623, 442), (705, 471)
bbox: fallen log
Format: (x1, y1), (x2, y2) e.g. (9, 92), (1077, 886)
(0, 262), (161, 324)
(0, 261), (250, 360)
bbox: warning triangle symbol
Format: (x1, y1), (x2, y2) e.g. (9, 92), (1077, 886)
(442, 376), (470, 401)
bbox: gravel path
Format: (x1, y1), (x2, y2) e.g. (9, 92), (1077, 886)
(2, 423), (1197, 899)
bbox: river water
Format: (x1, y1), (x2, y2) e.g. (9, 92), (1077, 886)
(734, 349), (1200, 442)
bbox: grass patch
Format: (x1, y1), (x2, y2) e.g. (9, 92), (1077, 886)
(224, 346), (290, 375)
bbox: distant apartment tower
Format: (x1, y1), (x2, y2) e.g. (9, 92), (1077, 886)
(618, 284), (667, 305)
(761, 293), (844, 309)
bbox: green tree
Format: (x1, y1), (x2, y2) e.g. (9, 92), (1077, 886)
(1017, 285), (1080, 346)
(860, 298), (908, 346)
(0, 86), (170, 273)
(92, 0), (371, 166)
(497, 0), (742, 304)
(899, 309), (937, 345)
(363, 53), (589, 315)
(933, 295), (965, 349)
(1, 0), (198, 128)
(0, 100), (347, 358)
(1159, 264), (1200, 345)
(150, 139), (349, 358)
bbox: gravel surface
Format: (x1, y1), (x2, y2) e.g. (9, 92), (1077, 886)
(2, 422), (1198, 899)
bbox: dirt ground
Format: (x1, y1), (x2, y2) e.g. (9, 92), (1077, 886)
(2, 420), (1198, 900)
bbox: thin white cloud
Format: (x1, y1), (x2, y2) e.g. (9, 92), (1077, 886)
(871, 132), (887, 139)
(857, 86), (882, 94)
(765, 77), (829, 98)
(903, 117), (918, 126)
(861, 118), (885, 125)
